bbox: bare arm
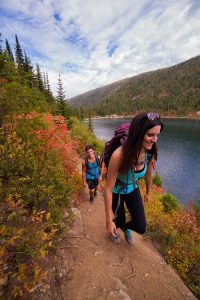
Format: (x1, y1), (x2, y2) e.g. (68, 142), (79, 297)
(98, 156), (103, 180)
(104, 147), (122, 236)
(144, 158), (154, 202)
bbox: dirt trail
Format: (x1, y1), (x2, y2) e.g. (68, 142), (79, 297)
(33, 186), (197, 300)
(31, 164), (197, 300)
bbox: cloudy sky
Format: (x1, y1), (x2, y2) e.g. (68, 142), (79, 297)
(0, 0), (200, 98)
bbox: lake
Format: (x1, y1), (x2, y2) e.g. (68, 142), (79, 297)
(92, 117), (200, 205)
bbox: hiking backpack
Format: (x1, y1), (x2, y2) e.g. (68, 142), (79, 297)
(102, 123), (130, 169)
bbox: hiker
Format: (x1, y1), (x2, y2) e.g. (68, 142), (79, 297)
(82, 144), (102, 203)
(104, 112), (164, 245)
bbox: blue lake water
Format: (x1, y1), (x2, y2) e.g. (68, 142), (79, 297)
(92, 118), (200, 205)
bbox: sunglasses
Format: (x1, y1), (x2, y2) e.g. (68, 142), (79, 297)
(147, 112), (160, 121)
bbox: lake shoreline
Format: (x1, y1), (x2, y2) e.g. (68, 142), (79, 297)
(91, 113), (200, 120)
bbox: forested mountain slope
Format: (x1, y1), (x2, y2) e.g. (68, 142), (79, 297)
(69, 55), (200, 116)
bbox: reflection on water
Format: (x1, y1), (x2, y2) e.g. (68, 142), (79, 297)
(92, 118), (200, 205)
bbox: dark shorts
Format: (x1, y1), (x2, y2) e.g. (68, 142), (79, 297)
(86, 179), (99, 190)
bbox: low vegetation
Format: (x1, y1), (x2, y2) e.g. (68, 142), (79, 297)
(70, 116), (104, 156)
(142, 180), (200, 297)
(0, 114), (85, 298)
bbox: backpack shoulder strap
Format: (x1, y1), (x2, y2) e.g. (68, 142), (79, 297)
(84, 155), (88, 170)
(95, 154), (100, 166)
(85, 154), (100, 170)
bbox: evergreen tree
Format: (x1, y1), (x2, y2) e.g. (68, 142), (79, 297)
(5, 39), (14, 62)
(0, 32), (3, 54)
(43, 71), (47, 89)
(80, 107), (84, 121)
(56, 74), (71, 126)
(23, 51), (35, 87)
(36, 63), (44, 91)
(15, 35), (24, 72)
(42, 70), (54, 103)
(24, 51), (33, 73)
(88, 113), (94, 134)
(45, 71), (53, 99)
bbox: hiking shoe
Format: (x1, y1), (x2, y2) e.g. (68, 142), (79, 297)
(89, 199), (94, 204)
(110, 233), (121, 244)
(89, 196), (94, 203)
(124, 229), (134, 245)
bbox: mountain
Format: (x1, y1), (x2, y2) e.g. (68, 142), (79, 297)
(69, 55), (200, 116)
(69, 77), (132, 107)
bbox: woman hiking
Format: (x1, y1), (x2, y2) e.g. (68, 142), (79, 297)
(82, 144), (102, 203)
(104, 112), (164, 245)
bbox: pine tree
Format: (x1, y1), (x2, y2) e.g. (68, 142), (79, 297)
(45, 71), (53, 99)
(15, 35), (24, 72)
(43, 71), (47, 88)
(41, 71), (54, 103)
(88, 113), (94, 134)
(56, 74), (71, 126)
(36, 63), (44, 91)
(23, 51), (34, 87)
(80, 107), (84, 121)
(5, 39), (14, 62)
(24, 52), (33, 73)
(0, 33), (3, 54)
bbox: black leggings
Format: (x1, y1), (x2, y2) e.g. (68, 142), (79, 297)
(112, 188), (146, 234)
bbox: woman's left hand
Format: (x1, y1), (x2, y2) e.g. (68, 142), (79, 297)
(143, 193), (149, 202)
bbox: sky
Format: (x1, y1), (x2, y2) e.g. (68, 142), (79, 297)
(0, 0), (200, 99)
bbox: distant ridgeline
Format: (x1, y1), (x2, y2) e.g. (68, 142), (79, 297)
(69, 55), (200, 116)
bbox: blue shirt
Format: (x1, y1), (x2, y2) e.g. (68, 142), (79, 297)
(86, 160), (100, 180)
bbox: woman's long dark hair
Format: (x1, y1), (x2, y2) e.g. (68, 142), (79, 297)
(119, 112), (164, 173)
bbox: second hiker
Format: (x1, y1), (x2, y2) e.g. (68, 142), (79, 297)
(82, 144), (102, 203)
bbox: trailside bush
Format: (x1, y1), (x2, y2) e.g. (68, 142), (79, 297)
(159, 193), (179, 213)
(152, 172), (162, 187)
(142, 182), (200, 298)
(69, 117), (104, 155)
(0, 131), (71, 213)
(194, 200), (200, 228)
(0, 114), (83, 298)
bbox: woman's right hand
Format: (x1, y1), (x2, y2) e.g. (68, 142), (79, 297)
(106, 220), (117, 237)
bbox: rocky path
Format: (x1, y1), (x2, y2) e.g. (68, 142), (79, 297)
(57, 189), (196, 300)
(32, 186), (197, 300)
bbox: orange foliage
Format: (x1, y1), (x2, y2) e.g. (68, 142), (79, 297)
(32, 113), (79, 175)
(152, 184), (165, 194)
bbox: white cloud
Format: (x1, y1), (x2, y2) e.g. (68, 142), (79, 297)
(0, 0), (200, 97)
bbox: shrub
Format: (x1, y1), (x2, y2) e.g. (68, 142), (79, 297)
(194, 200), (200, 228)
(70, 116), (104, 155)
(159, 193), (179, 213)
(152, 172), (162, 187)
(142, 180), (200, 298)
(0, 114), (82, 298)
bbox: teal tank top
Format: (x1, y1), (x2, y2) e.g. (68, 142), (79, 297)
(113, 153), (149, 194)
(86, 160), (100, 180)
